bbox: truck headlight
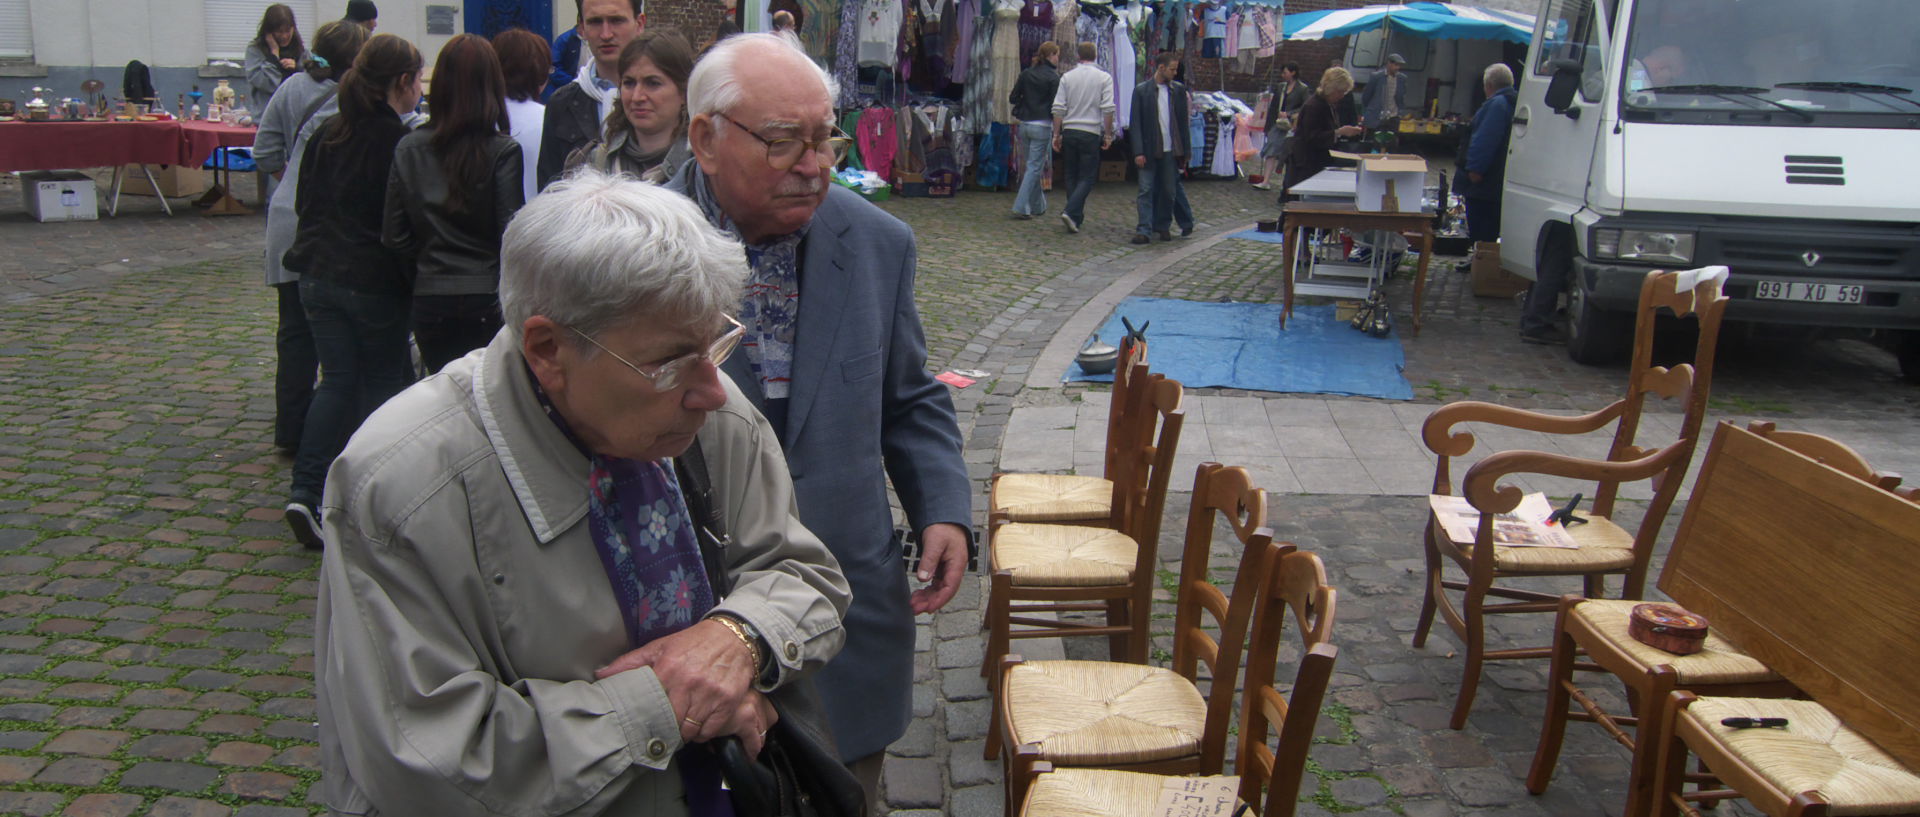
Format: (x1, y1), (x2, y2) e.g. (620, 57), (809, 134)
(1593, 228), (1695, 264)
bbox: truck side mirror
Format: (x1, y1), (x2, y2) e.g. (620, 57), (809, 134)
(1544, 58), (1583, 117)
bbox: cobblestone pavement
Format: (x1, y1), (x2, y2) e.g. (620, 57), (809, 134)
(1, 168), (1912, 816)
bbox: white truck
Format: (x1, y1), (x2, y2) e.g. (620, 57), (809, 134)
(1499, 0), (1920, 379)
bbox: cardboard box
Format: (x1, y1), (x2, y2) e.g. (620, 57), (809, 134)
(121, 163), (209, 198)
(20, 171), (99, 222)
(1333, 151), (1427, 212)
(1098, 161), (1127, 182)
(1470, 241), (1532, 298)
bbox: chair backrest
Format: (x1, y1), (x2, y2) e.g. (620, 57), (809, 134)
(1105, 343), (1144, 479)
(1594, 267), (1729, 518)
(1744, 420), (1903, 492)
(1116, 375), (1186, 552)
(1236, 550), (1340, 817)
(1658, 421), (1920, 769)
(1167, 463), (1287, 772)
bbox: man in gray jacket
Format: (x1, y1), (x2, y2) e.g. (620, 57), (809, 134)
(666, 33), (974, 812)
(314, 171), (850, 815)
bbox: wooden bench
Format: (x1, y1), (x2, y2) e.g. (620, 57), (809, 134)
(1644, 421), (1920, 815)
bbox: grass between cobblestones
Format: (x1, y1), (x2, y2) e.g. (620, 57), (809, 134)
(1, 258), (322, 814)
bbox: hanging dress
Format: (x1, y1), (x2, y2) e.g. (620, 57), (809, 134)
(1016, 0), (1053, 66)
(991, 0), (1022, 125)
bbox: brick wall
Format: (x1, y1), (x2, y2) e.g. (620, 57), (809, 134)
(645, 0), (731, 48)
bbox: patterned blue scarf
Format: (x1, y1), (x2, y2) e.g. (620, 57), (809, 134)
(687, 164), (807, 400)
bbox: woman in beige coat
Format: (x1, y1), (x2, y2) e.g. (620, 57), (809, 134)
(313, 171), (850, 816)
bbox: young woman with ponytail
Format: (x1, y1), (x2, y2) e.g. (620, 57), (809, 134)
(279, 33), (424, 548)
(382, 33), (525, 375)
(254, 19), (372, 460)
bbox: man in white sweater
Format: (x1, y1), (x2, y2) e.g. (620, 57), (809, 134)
(1050, 42), (1116, 234)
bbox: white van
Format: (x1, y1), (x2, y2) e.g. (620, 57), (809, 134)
(1499, 0), (1920, 378)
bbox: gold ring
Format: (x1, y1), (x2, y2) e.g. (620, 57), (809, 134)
(684, 717), (703, 728)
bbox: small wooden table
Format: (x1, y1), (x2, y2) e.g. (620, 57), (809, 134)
(1278, 201), (1434, 335)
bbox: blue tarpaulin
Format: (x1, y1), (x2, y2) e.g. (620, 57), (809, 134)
(1063, 297), (1415, 400)
(1283, 2), (1535, 44)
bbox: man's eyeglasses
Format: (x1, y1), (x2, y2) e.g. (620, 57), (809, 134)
(715, 113), (852, 172)
(570, 315), (745, 392)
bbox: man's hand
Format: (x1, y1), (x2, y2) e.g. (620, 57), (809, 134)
(595, 619), (757, 745)
(1052, 134), (1062, 151)
(1468, 171), (1485, 184)
(1101, 136), (1113, 150)
(909, 523), (969, 614)
(1134, 155), (1146, 168)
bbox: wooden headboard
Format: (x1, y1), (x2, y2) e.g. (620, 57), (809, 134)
(1658, 421), (1920, 770)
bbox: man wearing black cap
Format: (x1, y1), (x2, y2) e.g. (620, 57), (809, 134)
(344, 0), (378, 30)
(1360, 52), (1407, 130)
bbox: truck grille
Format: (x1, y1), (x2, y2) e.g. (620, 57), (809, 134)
(1721, 241), (1902, 269)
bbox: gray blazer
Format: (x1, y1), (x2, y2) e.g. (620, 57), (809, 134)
(666, 168), (973, 761)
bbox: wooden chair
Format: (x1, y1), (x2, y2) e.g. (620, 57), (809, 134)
(1528, 420), (1907, 815)
(987, 463), (1287, 804)
(1652, 694), (1920, 817)
(989, 337), (1151, 527)
(1014, 550), (1340, 817)
(983, 374), (1185, 677)
(1414, 267), (1731, 729)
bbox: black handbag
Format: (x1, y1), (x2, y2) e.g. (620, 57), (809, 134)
(674, 441), (868, 817)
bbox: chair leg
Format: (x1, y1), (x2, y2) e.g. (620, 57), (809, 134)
(1413, 524), (1443, 648)
(1105, 598), (1131, 662)
(1448, 580), (1489, 730)
(1526, 611), (1580, 793)
(986, 655), (1019, 761)
(1622, 675), (1679, 817)
(984, 571), (1011, 681)
(1649, 694), (1698, 817)
(1126, 585), (1153, 664)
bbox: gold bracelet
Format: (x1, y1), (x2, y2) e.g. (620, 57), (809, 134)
(709, 614), (766, 674)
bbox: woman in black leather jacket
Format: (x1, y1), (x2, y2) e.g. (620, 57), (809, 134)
(382, 33), (526, 374)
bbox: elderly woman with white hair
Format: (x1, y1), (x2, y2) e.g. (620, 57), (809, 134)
(312, 170), (852, 816)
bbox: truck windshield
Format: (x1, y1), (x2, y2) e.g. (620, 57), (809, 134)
(1623, 0), (1920, 123)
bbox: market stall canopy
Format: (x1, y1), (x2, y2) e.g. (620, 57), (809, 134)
(1283, 2), (1535, 44)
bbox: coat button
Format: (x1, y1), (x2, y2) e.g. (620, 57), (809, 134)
(783, 641), (799, 662)
(647, 738), (666, 759)
(492, 573), (506, 585)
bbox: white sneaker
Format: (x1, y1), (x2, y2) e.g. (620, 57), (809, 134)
(1251, 181), (1273, 191)
(285, 502), (323, 550)
(1061, 212), (1080, 233)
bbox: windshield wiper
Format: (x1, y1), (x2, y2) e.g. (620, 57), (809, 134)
(1775, 81), (1920, 112)
(1637, 84), (1816, 122)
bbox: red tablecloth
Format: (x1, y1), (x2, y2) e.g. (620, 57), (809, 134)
(0, 120), (256, 172)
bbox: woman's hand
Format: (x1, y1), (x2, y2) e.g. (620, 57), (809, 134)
(595, 619), (758, 746)
(280, 58), (298, 71)
(1337, 125), (1364, 138)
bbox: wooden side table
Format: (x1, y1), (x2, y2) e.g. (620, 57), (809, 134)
(1278, 202), (1434, 335)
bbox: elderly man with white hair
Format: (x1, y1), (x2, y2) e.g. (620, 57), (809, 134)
(661, 32), (975, 809)
(313, 170), (852, 816)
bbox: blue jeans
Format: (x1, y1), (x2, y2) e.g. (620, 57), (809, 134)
(1060, 129), (1102, 227)
(292, 277), (413, 504)
(1013, 121), (1053, 216)
(1135, 153), (1193, 235)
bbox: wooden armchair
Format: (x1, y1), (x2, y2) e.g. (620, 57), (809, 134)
(988, 463), (1282, 807)
(1014, 550), (1339, 817)
(984, 374), (1186, 677)
(1413, 268), (1731, 729)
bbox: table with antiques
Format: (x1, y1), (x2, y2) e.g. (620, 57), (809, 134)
(0, 119), (257, 216)
(1276, 196), (1435, 335)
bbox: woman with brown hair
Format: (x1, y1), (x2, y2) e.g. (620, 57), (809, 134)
(245, 3), (306, 109)
(280, 33), (424, 548)
(383, 33), (525, 374)
(491, 28), (550, 201)
(563, 28), (696, 182)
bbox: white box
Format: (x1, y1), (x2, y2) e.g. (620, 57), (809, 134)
(21, 171), (100, 222)
(1332, 152), (1427, 212)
